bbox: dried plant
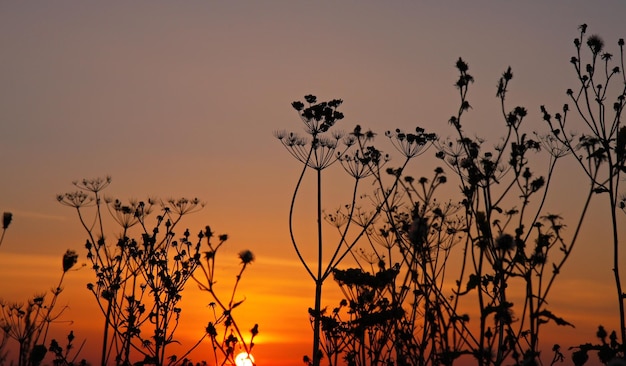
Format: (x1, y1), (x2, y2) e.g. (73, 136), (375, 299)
(0, 250), (81, 366)
(436, 58), (587, 366)
(542, 24), (626, 364)
(49, 330), (87, 366)
(277, 95), (436, 365)
(59, 177), (256, 366)
(0, 211), (11, 363)
(190, 228), (257, 366)
(294, 30), (609, 366)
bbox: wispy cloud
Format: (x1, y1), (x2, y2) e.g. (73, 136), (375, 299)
(7, 209), (67, 222)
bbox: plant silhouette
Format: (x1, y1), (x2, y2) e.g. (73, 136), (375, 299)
(277, 28), (623, 366)
(0, 212), (11, 249)
(0, 218), (83, 366)
(1, 22), (624, 366)
(190, 228), (258, 366)
(542, 24), (626, 365)
(58, 177), (257, 366)
(277, 96), (436, 365)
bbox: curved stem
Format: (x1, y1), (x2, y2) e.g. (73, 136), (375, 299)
(288, 148), (316, 280)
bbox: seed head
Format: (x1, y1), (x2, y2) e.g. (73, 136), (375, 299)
(238, 250), (255, 265)
(495, 234), (515, 251)
(2, 212), (12, 229)
(587, 34), (604, 55)
(62, 250), (79, 272)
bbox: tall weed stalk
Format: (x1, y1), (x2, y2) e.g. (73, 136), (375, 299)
(542, 24), (626, 364)
(276, 96), (436, 365)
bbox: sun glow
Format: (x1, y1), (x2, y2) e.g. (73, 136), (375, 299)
(234, 352), (255, 366)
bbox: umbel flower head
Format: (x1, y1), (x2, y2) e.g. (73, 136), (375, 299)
(162, 197), (205, 216)
(291, 95), (344, 135)
(533, 132), (572, 159)
(106, 198), (154, 229)
(385, 127), (437, 158)
(277, 96), (355, 170)
(73, 176), (112, 193)
(57, 191), (93, 208)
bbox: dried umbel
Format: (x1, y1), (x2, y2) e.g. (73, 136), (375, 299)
(277, 95), (356, 171)
(291, 95), (345, 135)
(385, 128), (437, 158)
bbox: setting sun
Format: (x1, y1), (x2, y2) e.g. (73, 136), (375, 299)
(234, 352), (255, 366)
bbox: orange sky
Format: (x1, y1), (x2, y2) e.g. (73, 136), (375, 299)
(1, 1), (625, 365)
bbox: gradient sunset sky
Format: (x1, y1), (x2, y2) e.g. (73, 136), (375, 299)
(1, 1), (625, 365)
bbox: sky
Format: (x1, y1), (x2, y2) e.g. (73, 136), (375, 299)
(0, 1), (625, 365)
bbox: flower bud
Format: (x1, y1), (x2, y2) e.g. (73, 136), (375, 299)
(2, 212), (12, 229)
(63, 250), (79, 272)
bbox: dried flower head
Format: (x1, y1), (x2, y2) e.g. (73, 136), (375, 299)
(73, 176), (112, 193)
(57, 191), (93, 208)
(63, 250), (79, 272)
(163, 197), (205, 216)
(32, 294), (46, 306)
(339, 152), (373, 179)
(2, 212), (12, 229)
(107, 198), (153, 229)
(238, 250), (255, 265)
(385, 128), (437, 158)
(495, 233), (515, 251)
(534, 132), (571, 158)
(587, 34), (605, 55)
(324, 207), (349, 228)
